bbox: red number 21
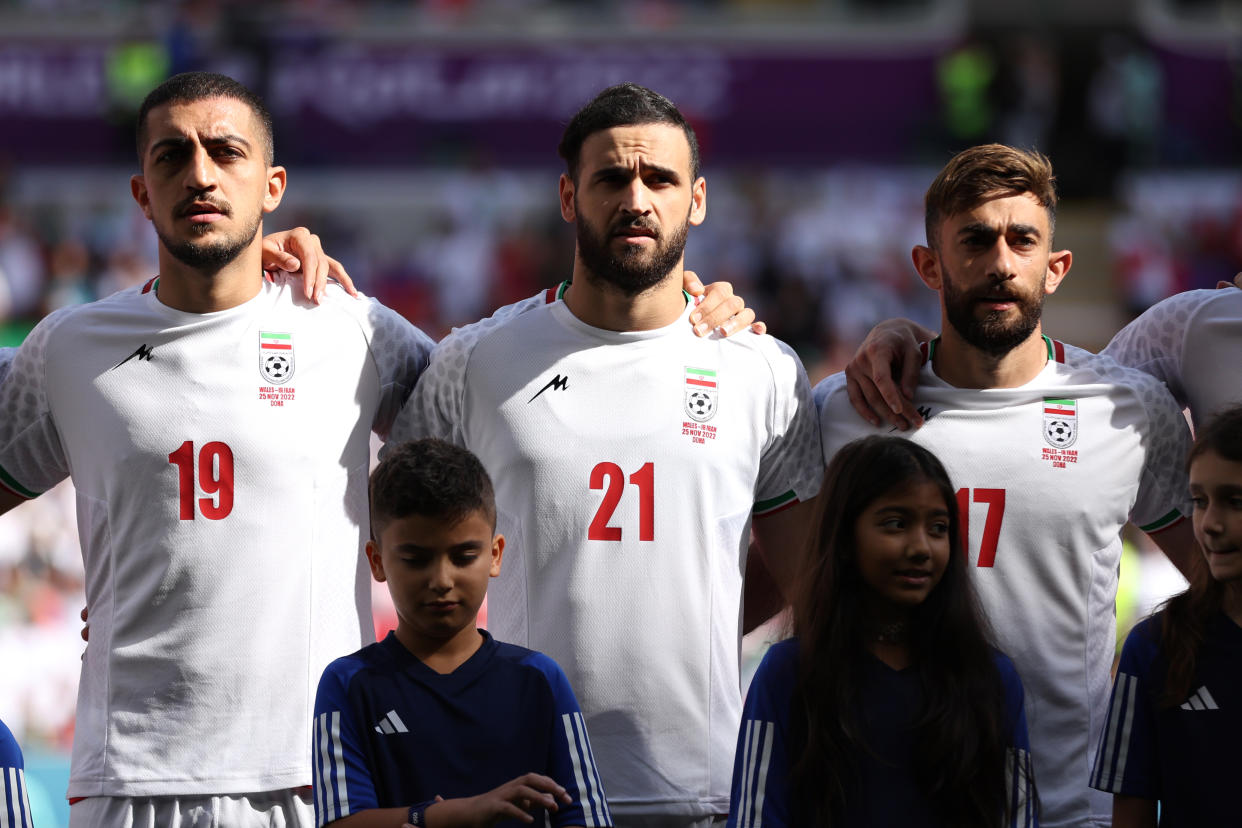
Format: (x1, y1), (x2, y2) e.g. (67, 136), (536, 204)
(588, 461), (654, 541)
(956, 487), (1005, 567)
(169, 440), (235, 520)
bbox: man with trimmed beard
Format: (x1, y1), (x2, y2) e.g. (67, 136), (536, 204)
(814, 144), (1196, 828)
(390, 83), (823, 827)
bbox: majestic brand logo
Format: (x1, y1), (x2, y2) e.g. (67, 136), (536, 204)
(1043, 397), (1078, 448)
(259, 331), (295, 385)
(111, 344), (155, 370)
(528, 374), (569, 403)
(684, 366), (718, 422)
(374, 709), (410, 734)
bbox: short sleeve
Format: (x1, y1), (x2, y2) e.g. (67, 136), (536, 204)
(0, 347), (14, 388)
(1102, 293), (1196, 406)
(0, 719), (32, 828)
(0, 311), (73, 499)
(1090, 619), (1161, 798)
(524, 653), (613, 828)
(1127, 374), (1193, 533)
(386, 291), (548, 454)
(753, 339), (823, 516)
(312, 659), (379, 826)
(362, 300), (434, 441)
(995, 653), (1037, 828)
(728, 641), (796, 828)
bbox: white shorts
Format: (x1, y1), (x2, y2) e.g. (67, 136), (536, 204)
(69, 788), (313, 828)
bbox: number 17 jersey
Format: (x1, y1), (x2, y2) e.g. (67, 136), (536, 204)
(390, 283), (823, 821)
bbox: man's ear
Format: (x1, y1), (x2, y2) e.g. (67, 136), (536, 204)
(131, 175), (153, 220)
(489, 534), (505, 577)
(689, 176), (707, 227)
(365, 540), (387, 583)
(559, 174), (576, 223)
(263, 166), (287, 214)
(911, 245), (942, 291)
(1044, 248), (1072, 295)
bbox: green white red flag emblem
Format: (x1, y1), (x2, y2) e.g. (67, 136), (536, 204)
(1042, 397), (1077, 448)
(684, 366), (718, 422)
(259, 331), (295, 385)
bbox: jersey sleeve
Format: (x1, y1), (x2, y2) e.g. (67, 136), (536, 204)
(385, 291), (548, 454)
(312, 657), (379, 826)
(1101, 291), (1205, 408)
(728, 641), (796, 828)
(0, 347), (13, 388)
(1126, 373), (1193, 533)
(1090, 618), (1161, 799)
(753, 339), (823, 516)
(358, 298), (434, 441)
(0, 310), (73, 499)
(995, 653), (1038, 828)
(0, 719), (32, 828)
(524, 652), (613, 828)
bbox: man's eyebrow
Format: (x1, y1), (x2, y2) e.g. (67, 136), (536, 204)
(590, 162), (681, 182)
(148, 133), (252, 156)
(956, 221), (1043, 238)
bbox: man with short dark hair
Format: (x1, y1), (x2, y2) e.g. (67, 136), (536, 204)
(815, 144), (1196, 828)
(393, 83), (823, 827)
(0, 72), (435, 826)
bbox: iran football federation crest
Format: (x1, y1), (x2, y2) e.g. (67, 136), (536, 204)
(1043, 397), (1077, 448)
(259, 331), (295, 384)
(684, 366), (718, 422)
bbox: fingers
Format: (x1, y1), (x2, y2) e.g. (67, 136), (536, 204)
(844, 354), (922, 430)
(327, 256), (358, 297)
(80, 605), (89, 642)
(682, 269), (705, 296)
(1217, 273), (1242, 290)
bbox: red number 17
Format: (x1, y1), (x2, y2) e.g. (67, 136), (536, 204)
(956, 487), (1005, 567)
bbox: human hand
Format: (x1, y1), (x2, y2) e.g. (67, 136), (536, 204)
(1214, 272), (1242, 289)
(683, 271), (764, 337)
(261, 227), (357, 303)
(844, 318), (932, 430)
(424, 774), (571, 826)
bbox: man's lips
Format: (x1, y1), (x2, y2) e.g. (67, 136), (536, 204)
(179, 201), (229, 223)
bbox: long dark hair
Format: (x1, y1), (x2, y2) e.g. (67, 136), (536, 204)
(790, 436), (1019, 827)
(1159, 405), (1242, 707)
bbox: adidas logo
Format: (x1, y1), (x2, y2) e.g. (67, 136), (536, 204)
(374, 709), (409, 734)
(1180, 685), (1219, 711)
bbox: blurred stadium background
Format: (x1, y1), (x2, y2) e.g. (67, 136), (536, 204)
(1, 0), (1236, 822)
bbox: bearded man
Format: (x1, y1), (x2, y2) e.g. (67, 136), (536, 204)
(387, 83), (823, 828)
(814, 144), (1196, 828)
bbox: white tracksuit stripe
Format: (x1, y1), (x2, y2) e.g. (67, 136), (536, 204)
(562, 713), (597, 827)
(330, 711), (350, 818)
(751, 722), (773, 828)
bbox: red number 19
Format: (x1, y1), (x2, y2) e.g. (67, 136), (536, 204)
(169, 440), (235, 520)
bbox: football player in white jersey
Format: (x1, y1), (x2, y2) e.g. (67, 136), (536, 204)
(390, 83), (823, 828)
(0, 73), (440, 827)
(815, 144), (1197, 828)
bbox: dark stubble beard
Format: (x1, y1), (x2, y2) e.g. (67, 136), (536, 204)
(941, 260), (1047, 358)
(575, 202), (690, 297)
(156, 212), (260, 271)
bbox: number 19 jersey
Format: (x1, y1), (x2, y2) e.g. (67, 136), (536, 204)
(815, 338), (1191, 828)
(0, 278), (433, 798)
(389, 283), (823, 821)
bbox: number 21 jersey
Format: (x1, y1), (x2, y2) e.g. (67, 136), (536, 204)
(390, 283), (823, 820)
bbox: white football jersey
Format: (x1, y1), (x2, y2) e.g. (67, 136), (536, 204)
(389, 283), (823, 820)
(1103, 288), (1242, 428)
(0, 277), (432, 797)
(816, 337), (1191, 828)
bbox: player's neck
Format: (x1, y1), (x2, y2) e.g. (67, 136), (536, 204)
(395, 623), (484, 675)
(563, 262), (688, 332)
(931, 324), (1049, 389)
(154, 238), (266, 313)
